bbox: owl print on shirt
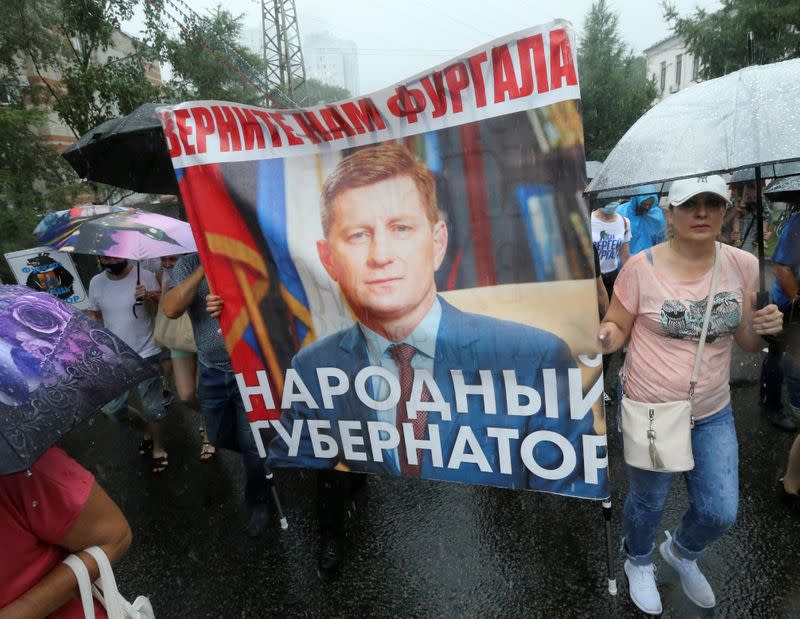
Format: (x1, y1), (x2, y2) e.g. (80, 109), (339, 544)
(659, 292), (741, 342)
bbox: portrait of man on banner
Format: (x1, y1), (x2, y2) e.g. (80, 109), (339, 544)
(162, 21), (609, 499)
(265, 141), (605, 495)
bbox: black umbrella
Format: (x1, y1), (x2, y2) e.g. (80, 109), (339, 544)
(62, 102), (178, 195)
(0, 285), (157, 474)
(764, 175), (800, 203)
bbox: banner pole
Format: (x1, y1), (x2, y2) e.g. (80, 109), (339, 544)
(263, 460), (289, 530)
(603, 499), (617, 595)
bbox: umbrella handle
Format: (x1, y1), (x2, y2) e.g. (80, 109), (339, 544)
(134, 262), (144, 306)
(132, 262), (143, 317)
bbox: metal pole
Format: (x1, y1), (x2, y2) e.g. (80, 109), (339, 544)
(263, 460), (289, 530)
(747, 32), (770, 307)
(603, 499), (617, 595)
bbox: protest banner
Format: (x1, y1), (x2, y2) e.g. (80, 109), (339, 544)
(159, 20), (609, 499)
(4, 247), (88, 310)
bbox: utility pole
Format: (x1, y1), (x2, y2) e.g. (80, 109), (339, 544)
(261, 0), (307, 106)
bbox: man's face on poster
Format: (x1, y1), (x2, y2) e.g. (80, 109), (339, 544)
(317, 174), (448, 325)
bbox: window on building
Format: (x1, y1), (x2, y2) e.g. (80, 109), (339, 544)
(692, 55), (700, 81)
(660, 61), (666, 91)
(675, 54), (682, 86)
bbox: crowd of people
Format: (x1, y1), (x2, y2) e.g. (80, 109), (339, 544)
(2, 168), (798, 617)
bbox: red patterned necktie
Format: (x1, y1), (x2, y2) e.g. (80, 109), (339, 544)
(390, 343), (430, 477)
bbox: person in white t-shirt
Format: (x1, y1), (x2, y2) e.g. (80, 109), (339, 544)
(86, 256), (169, 473)
(591, 202), (631, 401)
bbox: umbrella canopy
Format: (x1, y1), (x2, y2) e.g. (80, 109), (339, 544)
(62, 103), (178, 195)
(55, 209), (196, 260)
(0, 285), (157, 474)
(586, 58), (800, 195)
(33, 204), (131, 248)
(730, 162), (800, 184)
(594, 182), (669, 202)
(764, 175), (800, 202)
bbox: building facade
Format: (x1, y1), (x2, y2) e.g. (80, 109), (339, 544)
(644, 34), (701, 103)
(23, 28), (162, 152)
(303, 32), (359, 96)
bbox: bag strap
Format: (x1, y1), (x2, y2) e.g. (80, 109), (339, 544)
(84, 546), (126, 619)
(62, 554), (96, 619)
(689, 242), (720, 399)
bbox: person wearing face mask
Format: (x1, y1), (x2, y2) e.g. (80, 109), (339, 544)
(617, 194), (666, 256)
(591, 201), (631, 401)
(85, 256), (170, 473)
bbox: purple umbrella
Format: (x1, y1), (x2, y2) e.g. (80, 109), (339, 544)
(0, 285), (157, 474)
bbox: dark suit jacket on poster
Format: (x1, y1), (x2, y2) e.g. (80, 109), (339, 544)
(267, 297), (603, 495)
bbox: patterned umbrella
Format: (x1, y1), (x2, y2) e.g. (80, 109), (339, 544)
(54, 209), (196, 260)
(33, 204), (131, 249)
(0, 285), (157, 474)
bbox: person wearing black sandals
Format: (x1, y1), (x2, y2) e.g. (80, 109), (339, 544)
(86, 256), (169, 474)
(164, 254), (270, 537)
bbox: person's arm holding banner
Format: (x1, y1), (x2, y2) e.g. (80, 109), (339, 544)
(598, 295), (634, 354)
(163, 262), (204, 318)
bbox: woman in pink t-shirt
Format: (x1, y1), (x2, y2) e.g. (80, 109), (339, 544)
(598, 176), (784, 615)
(0, 448), (131, 618)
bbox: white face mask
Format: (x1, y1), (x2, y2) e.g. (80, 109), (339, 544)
(599, 205), (618, 215)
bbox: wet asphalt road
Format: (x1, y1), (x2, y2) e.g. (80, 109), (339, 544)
(60, 346), (800, 618)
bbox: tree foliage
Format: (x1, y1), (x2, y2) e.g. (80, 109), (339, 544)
(145, 5), (269, 106)
(0, 1), (80, 280)
(294, 78), (351, 106)
(578, 0), (658, 161)
(664, 0), (800, 79)
(20, 0), (162, 137)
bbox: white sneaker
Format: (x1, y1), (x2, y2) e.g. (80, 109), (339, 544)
(659, 531), (716, 608)
(624, 559), (662, 615)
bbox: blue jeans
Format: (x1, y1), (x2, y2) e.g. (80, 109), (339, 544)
(198, 364), (268, 507)
(784, 353), (800, 412)
(103, 354), (166, 422)
(623, 403), (738, 565)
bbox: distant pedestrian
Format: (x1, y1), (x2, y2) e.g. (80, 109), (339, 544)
(591, 203), (631, 402)
(760, 211), (800, 431)
(616, 193), (666, 256)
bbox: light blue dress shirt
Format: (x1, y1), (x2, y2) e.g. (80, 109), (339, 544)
(359, 297), (442, 472)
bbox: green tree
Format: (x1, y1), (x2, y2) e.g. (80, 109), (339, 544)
(0, 1), (79, 281)
(294, 78), (351, 106)
(22, 0), (162, 138)
(145, 5), (270, 106)
(664, 0), (800, 79)
(578, 0), (658, 161)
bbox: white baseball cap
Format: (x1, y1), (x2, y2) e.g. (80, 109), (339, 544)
(668, 175), (731, 206)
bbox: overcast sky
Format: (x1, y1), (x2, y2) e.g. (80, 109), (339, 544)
(126, 0), (721, 95)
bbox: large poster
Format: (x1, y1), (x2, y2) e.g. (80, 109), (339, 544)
(4, 247), (89, 310)
(160, 21), (609, 499)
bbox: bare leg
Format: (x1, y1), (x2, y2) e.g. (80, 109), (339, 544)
(171, 353), (199, 408)
(148, 421), (166, 459)
(783, 435), (800, 495)
(172, 353), (214, 458)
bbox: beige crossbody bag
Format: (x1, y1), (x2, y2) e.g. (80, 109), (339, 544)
(620, 243), (719, 472)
